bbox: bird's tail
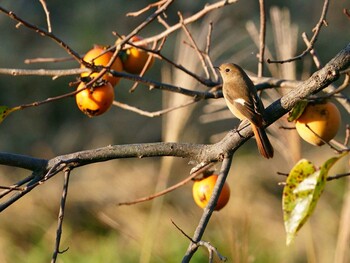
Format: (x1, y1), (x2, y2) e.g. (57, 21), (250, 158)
(251, 124), (274, 159)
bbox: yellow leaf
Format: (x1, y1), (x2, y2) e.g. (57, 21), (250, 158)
(0, 105), (20, 124)
(282, 153), (347, 246)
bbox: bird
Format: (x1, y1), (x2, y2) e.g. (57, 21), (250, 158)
(216, 63), (274, 159)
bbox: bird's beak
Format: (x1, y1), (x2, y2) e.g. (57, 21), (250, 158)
(213, 66), (220, 71)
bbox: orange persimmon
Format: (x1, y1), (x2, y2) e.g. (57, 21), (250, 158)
(295, 101), (341, 146)
(75, 82), (115, 117)
(192, 175), (230, 211)
(81, 46), (123, 86)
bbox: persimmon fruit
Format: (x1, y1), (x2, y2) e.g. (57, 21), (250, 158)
(119, 35), (154, 74)
(192, 174), (230, 211)
(81, 46), (123, 86)
(75, 82), (115, 117)
(295, 101), (341, 146)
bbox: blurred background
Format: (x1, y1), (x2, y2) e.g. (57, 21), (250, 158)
(0, 0), (349, 262)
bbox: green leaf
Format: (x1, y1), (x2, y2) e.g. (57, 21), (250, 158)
(282, 153), (347, 246)
(287, 100), (309, 122)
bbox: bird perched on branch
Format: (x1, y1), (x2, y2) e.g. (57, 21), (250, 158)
(216, 63), (274, 159)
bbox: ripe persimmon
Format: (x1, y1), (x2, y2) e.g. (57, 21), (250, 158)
(295, 101), (341, 146)
(192, 175), (230, 211)
(119, 36), (154, 74)
(81, 46), (123, 86)
(75, 82), (115, 117)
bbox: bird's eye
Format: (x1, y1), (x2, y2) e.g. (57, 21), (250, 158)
(225, 68), (230, 72)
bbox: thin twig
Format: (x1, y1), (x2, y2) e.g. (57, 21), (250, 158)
(327, 173), (350, 181)
(172, 220), (227, 263)
(0, 6), (83, 64)
(178, 12), (210, 79)
(126, 0), (167, 17)
(279, 125), (296, 130)
(113, 98), (197, 118)
(267, 0), (330, 63)
(157, 15), (171, 28)
(245, 21), (279, 76)
(0, 162), (67, 213)
(172, 219), (196, 242)
(0, 176), (35, 199)
(113, 31), (216, 87)
(205, 22), (218, 81)
(277, 171), (289, 177)
(109, 69), (219, 98)
(39, 0), (52, 32)
(0, 185), (25, 191)
(142, 0), (239, 45)
(302, 33), (350, 114)
(344, 125), (350, 146)
(24, 56), (75, 64)
(8, 82), (88, 112)
(302, 32), (322, 69)
(108, 0), (174, 75)
(146, 46), (215, 86)
(322, 74), (350, 98)
(51, 169), (71, 263)
(0, 67), (87, 77)
(258, 0), (266, 76)
(118, 162), (214, 206)
(197, 240), (227, 262)
(305, 124), (345, 153)
(129, 40), (159, 93)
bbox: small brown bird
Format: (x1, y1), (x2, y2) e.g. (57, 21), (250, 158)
(216, 63), (274, 158)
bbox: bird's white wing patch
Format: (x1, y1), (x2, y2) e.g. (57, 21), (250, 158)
(234, 98), (246, 106)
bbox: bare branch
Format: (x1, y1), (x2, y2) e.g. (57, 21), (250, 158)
(178, 12), (211, 78)
(113, 99), (197, 117)
(0, 6), (83, 64)
(345, 125), (350, 146)
(0, 152), (47, 171)
(327, 172), (350, 181)
(182, 155), (233, 262)
(24, 56), (75, 64)
(267, 0), (330, 64)
(0, 67), (87, 77)
(123, 40), (217, 87)
(172, 220), (227, 262)
(258, 0), (266, 76)
(51, 169), (71, 263)
(0, 175), (35, 199)
(302, 33), (350, 114)
(204, 22), (219, 80)
(142, 0), (239, 44)
(126, 0), (168, 17)
(39, 0), (52, 32)
(118, 162), (214, 205)
(129, 40), (159, 93)
(107, 0), (174, 76)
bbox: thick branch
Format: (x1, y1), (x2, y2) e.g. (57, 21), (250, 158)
(0, 152), (47, 171)
(46, 142), (209, 169)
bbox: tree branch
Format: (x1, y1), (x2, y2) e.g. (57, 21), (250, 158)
(267, 0), (330, 63)
(182, 155), (233, 262)
(0, 43), (348, 213)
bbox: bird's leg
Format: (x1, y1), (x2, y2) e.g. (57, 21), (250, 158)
(233, 119), (250, 138)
